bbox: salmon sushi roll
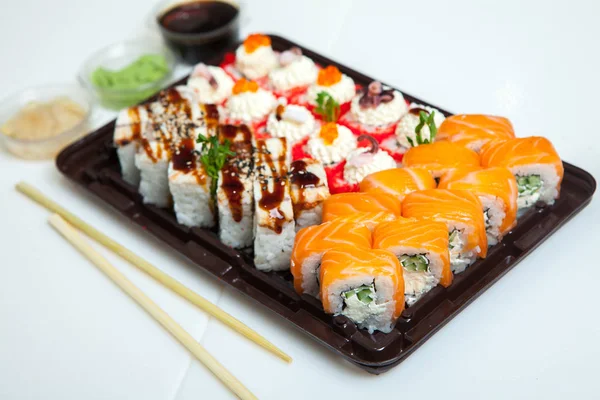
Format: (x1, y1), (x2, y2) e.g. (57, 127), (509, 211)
(402, 189), (487, 273)
(374, 219), (452, 306)
(322, 192), (402, 229)
(402, 141), (480, 181)
(480, 137), (564, 210)
(320, 248), (405, 333)
(291, 221), (372, 297)
(437, 114), (515, 152)
(327, 211), (397, 231)
(438, 167), (518, 245)
(359, 167), (436, 201)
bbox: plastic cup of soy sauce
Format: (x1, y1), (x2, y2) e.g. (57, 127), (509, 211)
(156, 0), (241, 64)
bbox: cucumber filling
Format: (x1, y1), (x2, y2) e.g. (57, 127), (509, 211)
(516, 174), (543, 208)
(399, 254), (429, 272)
(341, 283), (387, 325)
(399, 254), (437, 306)
(343, 284), (375, 304)
(448, 228), (470, 269)
(449, 229), (461, 250)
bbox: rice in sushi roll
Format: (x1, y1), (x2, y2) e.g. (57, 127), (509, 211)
(291, 220), (371, 297)
(402, 189), (487, 273)
(480, 136), (564, 210)
(235, 34), (279, 80)
(374, 218), (453, 306)
(436, 114), (515, 153)
(438, 167), (518, 245)
(168, 104), (220, 228)
(135, 132), (173, 207)
(253, 137), (295, 271)
(319, 248), (405, 333)
(187, 63), (234, 105)
(289, 158), (330, 231)
(136, 87), (210, 208)
(217, 124), (255, 248)
(114, 105), (152, 187)
(359, 167), (436, 201)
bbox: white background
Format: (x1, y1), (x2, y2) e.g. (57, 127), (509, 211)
(1, 0), (599, 399)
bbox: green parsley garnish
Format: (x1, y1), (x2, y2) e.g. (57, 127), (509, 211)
(315, 91), (340, 122)
(196, 134), (235, 197)
(413, 110), (438, 146)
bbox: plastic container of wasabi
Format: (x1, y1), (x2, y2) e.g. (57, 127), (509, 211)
(79, 39), (176, 109)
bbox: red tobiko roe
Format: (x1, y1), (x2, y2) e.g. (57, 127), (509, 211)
(338, 114), (397, 143)
(291, 138), (358, 194)
(325, 160), (359, 194)
(220, 52), (236, 68)
(291, 137), (310, 160)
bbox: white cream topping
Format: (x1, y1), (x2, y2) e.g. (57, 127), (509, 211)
(306, 124), (357, 165)
(269, 56), (318, 92)
(266, 104), (316, 142)
(395, 103), (446, 149)
(343, 147), (397, 184)
(226, 89), (277, 122)
(187, 66), (234, 104)
(306, 74), (356, 105)
(350, 90), (408, 126)
(235, 45), (279, 80)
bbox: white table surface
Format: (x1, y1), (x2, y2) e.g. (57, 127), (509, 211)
(1, 0), (599, 399)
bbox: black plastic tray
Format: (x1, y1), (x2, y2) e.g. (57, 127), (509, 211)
(56, 35), (596, 374)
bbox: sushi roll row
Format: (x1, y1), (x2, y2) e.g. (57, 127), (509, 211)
(114, 86), (219, 209)
(115, 104), (331, 271)
(291, 130), (564, 332)
(114, 33), (566, 334)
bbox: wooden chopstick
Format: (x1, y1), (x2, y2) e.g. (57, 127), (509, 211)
(48, 214), (257, 400)
(16, 181), (291, 363)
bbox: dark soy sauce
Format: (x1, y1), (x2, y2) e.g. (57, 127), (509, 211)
(158, 1), (240, 64)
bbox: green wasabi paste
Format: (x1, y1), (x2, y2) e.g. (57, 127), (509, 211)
(91, 54), (170, 108)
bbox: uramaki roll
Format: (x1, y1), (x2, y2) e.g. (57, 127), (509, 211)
(319, 248), (404, 333)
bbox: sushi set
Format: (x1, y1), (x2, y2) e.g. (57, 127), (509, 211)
(56, 34), (596, 374)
